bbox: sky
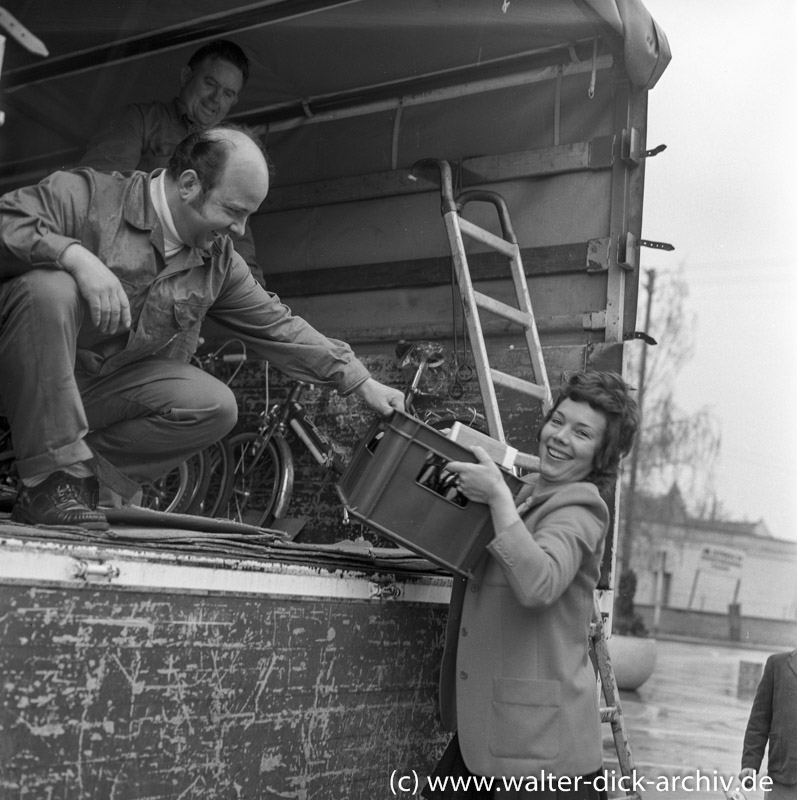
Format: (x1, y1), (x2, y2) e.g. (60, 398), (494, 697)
(637, 0), (797, 541)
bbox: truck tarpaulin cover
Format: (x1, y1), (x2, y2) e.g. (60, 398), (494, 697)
(0, 0), (670, 192)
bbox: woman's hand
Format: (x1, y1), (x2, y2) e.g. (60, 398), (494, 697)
(447, 446), (514, 507)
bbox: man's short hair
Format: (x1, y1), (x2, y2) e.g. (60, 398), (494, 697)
(167, 124), (267, 193)
(188, 39), (250, 84)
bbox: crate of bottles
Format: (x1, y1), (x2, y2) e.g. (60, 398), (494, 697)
(337, 410), (520, 578)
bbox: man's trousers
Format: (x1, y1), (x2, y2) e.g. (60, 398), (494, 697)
(0, 270), (238, 491)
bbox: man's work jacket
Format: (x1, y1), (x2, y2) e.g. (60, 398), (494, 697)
(0, 168), (370, 394)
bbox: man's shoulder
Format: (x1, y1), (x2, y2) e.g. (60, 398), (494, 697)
(768, 649), (797, 665)
(111, 98), (181, 124)
(69, 165), (147, 186)
(533, 479), (606, 513)
(60, 167), (150, 214)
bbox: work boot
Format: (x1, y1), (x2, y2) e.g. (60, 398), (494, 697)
(77, 475), (100, 509)
(11, 471), (110, 531)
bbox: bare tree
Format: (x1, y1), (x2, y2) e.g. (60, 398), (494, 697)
(624, 262), (723, 518)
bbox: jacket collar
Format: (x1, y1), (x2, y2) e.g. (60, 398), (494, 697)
(788, 649), (797, 679)
(172, 96), (206, 133)
(122, 169), (208, 271)
(514, 474), (601, 515)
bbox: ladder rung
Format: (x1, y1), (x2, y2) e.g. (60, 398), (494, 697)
(600, 706), (619, 723)
(473, 290), (533, 328)
(491, 369), (549, 400)
(458, 217), (517, 259)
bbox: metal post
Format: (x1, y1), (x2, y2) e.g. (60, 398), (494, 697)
(621, 268), (655, 573)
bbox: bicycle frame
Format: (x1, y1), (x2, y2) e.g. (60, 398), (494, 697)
(210, 341), (483, 527)
(234, 381), (345, 522)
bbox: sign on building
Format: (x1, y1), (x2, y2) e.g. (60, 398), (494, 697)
(698, 545), (744, 577)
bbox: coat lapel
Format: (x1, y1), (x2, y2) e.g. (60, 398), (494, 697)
(787, 649), (797, 679)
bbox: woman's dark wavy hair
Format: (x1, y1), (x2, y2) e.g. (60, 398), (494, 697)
(539, 371), (639, 493)
(167, 124), (269, 194)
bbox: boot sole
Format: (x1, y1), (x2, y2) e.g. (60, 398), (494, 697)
(11, 508), (110, 532)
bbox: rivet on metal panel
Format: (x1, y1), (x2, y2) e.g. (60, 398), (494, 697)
(71, 559), (120, 582)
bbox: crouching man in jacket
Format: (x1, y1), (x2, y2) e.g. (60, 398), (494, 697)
(0, 125), (402, 530)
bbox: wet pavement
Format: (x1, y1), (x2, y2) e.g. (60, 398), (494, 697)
(601, 638), (784, 800)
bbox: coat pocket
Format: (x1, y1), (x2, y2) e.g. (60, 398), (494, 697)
(768, 733), (797, 782)
(165, 299), (211, 360)
(489, 677), (561, 759)
(173, 299), (210, 329)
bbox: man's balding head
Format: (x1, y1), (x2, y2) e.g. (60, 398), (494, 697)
(167, 126), (269, 251)
(167, 125), (269, 193)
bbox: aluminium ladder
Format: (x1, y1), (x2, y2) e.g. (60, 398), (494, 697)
(415, 159), (552, 461)
(592, 596), (641, 800)
(419, 158), (639, 798)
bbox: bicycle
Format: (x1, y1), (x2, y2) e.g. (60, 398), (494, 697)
(206, 338), (485, 529)
(138, 340), (245, 515)
(215, 372), (350, 528)
(0, 339), (484, 526)
(0, 421), (19, 513)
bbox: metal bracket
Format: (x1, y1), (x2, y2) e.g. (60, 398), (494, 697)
(72, 558), (120, 583)
(589, 234), (674, 272)
(369, 580), (403, 600)
(0, 7), (49, 57)
(582, 310), (607, 331)
(617, 233), (675, 270)
(639, 239), (675, 252)
(621, 127), (667, 167)
(623, 330), (657, 345)
(588, 135), (615, 169)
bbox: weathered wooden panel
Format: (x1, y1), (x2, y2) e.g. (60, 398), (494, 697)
(0, 585), (447, 799)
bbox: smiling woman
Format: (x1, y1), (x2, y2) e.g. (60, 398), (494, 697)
(538, 372), (640, 497)
(427, 372), (640, 799)
(538, 400), (607, 485)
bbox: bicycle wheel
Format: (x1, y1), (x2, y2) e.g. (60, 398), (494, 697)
(189, 438), (234, 518)
(140, 458), (195, 513)
(0, 425), (19, 511)
(221, 433), (286, 527)
(0, 448), (19, 512)
(181, 448), (210, 514)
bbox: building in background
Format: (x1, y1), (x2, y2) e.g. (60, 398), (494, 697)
(628, 485), (797, 646)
